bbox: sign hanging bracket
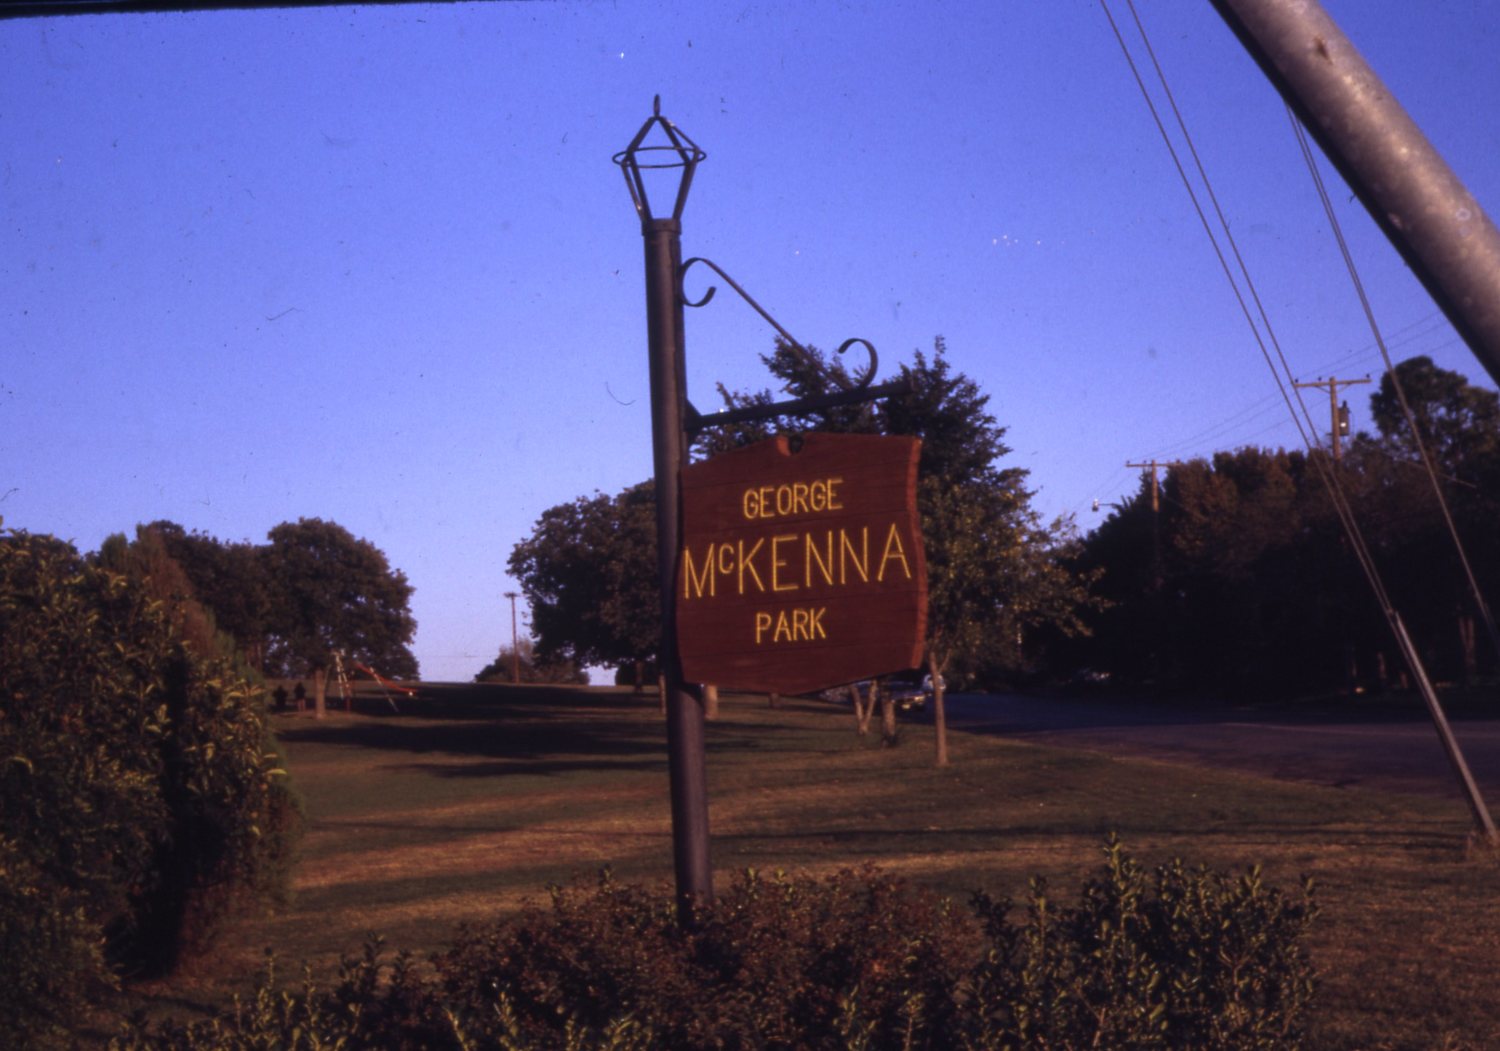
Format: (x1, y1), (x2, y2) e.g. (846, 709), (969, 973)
(679, 255), (911, 437)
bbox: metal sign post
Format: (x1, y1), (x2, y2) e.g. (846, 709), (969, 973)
(615, 98), (713, 922)
(616, 99), (920, 920)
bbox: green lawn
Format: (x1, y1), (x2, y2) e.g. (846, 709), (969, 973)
(125, 682), (1500, 1050)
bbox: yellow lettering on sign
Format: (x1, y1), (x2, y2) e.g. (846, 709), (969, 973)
(840, 527), (869, 584)
(877, 523), (913, 582)
(738, 538), (765, 593)
(751, 606), (828, 644)
(682, 544), (715, 599)
(770, 534), (798, 592)
(680, 507), (914, 601)
(825, 477), (844, 511)
(806, 530), (835, 587)
(772, 610), (793, 642)
(740, 477), (848, 520)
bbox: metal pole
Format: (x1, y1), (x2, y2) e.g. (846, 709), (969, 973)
(504, 591), (520, 684)
(642, 215), (714, 919)
(1209, 0), (1500, 389)
(1393, 614), (1498, 844)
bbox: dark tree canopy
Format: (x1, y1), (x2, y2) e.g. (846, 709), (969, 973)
(510, 338), (1097, 697)
(129, 518), (417, 682)
(475, 637), (589, 685)
(1071, 357), (1500, 694)
(129, 515), (420, 680)
(508, 482), (659, 675)
(144, 520), (274, 669)
(1370, 355), (1500, 483)
(703, 337), (1098, 686)
(263, 518), (418, 681)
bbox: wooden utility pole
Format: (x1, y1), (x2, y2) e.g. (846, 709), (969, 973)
(1125, 458), (1183, 585)
(1294, 376), (1370, 461)
(1125, 460), (1181, 515)
(503, 591), (521, 684)
(1125, 459), (1182, 682)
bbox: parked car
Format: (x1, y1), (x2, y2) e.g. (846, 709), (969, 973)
(881, 679), (921, 711)
(824, 679), (926, 712)
(821, 680), (870, 703)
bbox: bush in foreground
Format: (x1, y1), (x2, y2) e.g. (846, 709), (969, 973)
(116, 839), (1317, 1050)
(0, 530), (300, 1048)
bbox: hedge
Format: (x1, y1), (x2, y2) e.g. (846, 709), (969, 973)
(117, 839), (1317, 1050)
(1, 529), (300, 1048)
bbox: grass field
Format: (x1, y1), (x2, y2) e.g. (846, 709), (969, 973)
(123, 682), (1500, 1050)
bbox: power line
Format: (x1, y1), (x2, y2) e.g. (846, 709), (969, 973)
(1103, 0), (1496, 841)
(1289, 109), (1500, 671)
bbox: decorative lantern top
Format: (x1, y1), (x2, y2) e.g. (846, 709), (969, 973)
(613, 96), (706, 227)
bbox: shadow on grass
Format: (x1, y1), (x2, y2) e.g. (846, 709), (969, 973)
(388, 756), (670, 779)
(362, 681), (666, 719)
(279, 684), (850, 773)
(280, 718), (660, 758)
(275, 683), (672, 773)
(713, 819), (1464, 852)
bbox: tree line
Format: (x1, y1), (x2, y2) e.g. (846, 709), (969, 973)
(1066, 356), (1500, 695)
(509, 345), (1499, 707)
(133, 517), (419, 714)
(1, 513), (419, 1041)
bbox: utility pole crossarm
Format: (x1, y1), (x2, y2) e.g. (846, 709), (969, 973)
(1125, 459), (1183, 514)
(1294, 376), (1371, 461)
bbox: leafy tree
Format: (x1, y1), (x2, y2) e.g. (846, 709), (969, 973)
(513, 338), (1097, 747)
(707, 338), (1098, 765)
(508, 483), (659, 688)
(144, 521), (274, 672)
(1363, 357), (1500, 680)
(694, 337), (884, 457)
(1071, 359), (1500, 695)
(1064, 484), (1157, 682)
(263, 518), (418, 716)
(97, 525), (222, 662)
(1076, 449), (1355, 693)
(889, 347), (1096, 764)
(1369, 355), (1500, 483)
(475, 638), (589, 685)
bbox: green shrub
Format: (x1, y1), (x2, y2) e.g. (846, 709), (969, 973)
(0, 529), (301, 1047)
(118, 841), (1317, 1051)
(963, 836), (1319, 1050)
(111, 943), (448, 1051)
(437, 866), (979, 1049)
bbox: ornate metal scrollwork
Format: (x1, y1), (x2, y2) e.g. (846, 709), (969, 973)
(680, 256), (879, 392)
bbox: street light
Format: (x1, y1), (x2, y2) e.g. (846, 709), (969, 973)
(503, 591), (520, 685)
(614, 97), (713, 921)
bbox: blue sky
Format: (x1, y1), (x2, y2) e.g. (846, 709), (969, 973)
(4, 0), (1498, 682)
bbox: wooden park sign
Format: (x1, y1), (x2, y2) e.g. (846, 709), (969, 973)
(676, 432), (928, 695)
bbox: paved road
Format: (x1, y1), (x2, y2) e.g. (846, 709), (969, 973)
(924, 691), (1500, 802)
